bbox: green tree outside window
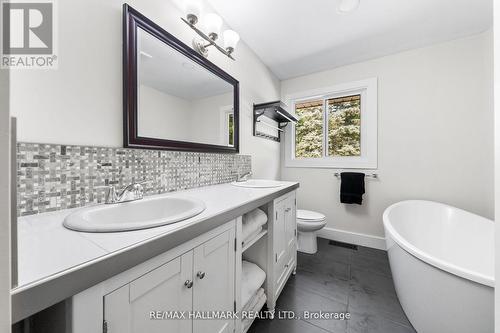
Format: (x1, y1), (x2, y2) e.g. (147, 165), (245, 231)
(295, 95), (361, 158)
(328, 95), (361, 156)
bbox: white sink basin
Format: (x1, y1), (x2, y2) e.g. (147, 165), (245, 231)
(63, 196), (206, 232)
(231, 179), (286, 188)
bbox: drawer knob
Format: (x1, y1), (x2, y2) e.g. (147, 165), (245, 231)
(196, 271), (206, 279)
(184, 280), (193, 288)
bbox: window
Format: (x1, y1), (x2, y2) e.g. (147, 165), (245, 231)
(227, 113), (234, 147)
(220, 106), (234, 147)
(295, 100), (323, 158)
(328, 95), (361, 157)
(284, 78), (377, 169)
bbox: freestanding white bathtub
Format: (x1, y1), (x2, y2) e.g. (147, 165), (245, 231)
(383, 200), (494, 333)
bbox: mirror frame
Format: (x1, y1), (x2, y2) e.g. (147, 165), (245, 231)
(123, 4), (240, 153)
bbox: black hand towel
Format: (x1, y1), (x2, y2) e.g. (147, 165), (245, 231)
(340, 172), (365, 205)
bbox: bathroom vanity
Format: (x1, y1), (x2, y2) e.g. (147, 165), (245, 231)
(11, 5), (300, 332)
(13, 181), (298, 333)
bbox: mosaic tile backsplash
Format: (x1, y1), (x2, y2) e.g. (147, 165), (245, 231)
(16, 142), (251, 216)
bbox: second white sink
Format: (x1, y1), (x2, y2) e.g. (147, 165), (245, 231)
(63, 196), (206, 232)
(231, 179), (286, 188)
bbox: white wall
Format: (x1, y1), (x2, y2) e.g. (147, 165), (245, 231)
(494, 0), (500, 330)
(9, 0), (282, 179)
(190, 92), (233, 145)
(281, 32), (494, 240)
(138, 85), (193, 142)
(139, 86), (234, 145)
(0, 65), (11, 330)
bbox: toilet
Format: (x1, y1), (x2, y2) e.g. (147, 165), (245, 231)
(296, 209), (327, 254)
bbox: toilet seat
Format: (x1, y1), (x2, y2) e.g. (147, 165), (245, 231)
(297, 209), (326, 222)
(297, 210), (326, 232)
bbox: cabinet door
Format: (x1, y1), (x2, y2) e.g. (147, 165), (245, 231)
(273, 200), (289, 289)
(273, 200), (286, 266)
(284, 195), (297, 251)
(193, 229), (235, 333)
(103, 252), (193, 333)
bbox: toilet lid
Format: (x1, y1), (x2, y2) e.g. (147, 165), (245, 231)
(297, 209), (326, 222)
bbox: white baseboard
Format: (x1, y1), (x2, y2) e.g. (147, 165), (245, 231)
(317, 227), (386, 250)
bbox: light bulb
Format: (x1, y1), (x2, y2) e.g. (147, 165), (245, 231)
(204, 13), (223, 40)
(185, 0), (202, 25)
(223, 30), (240, 54)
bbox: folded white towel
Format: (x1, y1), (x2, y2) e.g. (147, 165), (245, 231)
(242, 209), (268, 241)
(242, 292), (267, 332)
(241, 261), (266, 308)
(242, 226), (263, 246)
(243, 288), (264, 312)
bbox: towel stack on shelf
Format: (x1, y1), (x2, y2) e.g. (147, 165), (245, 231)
(242, 288), (266, 331)
(240, 209), (268, 332)
(241, 260), (266, 307)
(242, 209), (268, 245)
(241, 260), (267, 332)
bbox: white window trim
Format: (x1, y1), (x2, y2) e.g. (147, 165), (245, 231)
(283, 77), (378, 169)
(219, 105), (234, 147)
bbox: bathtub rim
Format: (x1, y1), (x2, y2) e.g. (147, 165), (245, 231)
(383, 200), (494, 288)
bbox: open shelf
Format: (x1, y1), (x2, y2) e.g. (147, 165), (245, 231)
(253, 101), (298, 123)
(242, 229), (268, 253)
(242, 296), (267, 333)
(253, 101), (298, 142)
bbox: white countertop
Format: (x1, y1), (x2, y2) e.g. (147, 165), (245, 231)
(15, 181), (298, 293)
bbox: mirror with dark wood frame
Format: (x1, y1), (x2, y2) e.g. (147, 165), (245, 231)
(123, 4), (239, 153)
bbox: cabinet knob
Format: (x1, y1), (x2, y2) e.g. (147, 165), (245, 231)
(184, 280), (193, 288)
(196, 271), (206, 279)
(285, 208), (291, 212)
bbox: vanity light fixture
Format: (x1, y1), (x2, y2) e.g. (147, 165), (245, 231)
(181, 3), (239, 60)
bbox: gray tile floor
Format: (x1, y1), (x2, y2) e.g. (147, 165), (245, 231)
(248, 238), (416, 333)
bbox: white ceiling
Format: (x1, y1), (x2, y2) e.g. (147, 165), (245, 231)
(207, 0), (492, 79)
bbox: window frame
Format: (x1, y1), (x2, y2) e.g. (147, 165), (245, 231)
(284, 78), (378, 169)
(226, 112), (234, 147)
(220, 105), (234, 147)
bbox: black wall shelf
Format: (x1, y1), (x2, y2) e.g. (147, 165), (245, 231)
(253, 101), (298, 142)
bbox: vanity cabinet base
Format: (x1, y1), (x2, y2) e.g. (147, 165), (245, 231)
(72, 221), (236, 333)
(71, 190), (298, 333)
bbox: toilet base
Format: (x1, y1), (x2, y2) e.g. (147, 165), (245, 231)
(297, 230), (318, 254)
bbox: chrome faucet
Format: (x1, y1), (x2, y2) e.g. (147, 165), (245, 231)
(236, 171), (252, 182)
(102, 181), (148, 204)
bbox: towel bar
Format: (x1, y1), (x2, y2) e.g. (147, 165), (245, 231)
(256, 120), (284, 132)
(334, 172), (378, 179)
